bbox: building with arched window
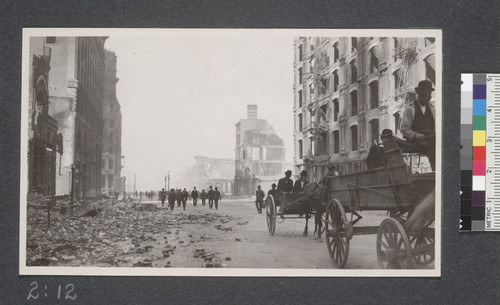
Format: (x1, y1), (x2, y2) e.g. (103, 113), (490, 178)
(44, 36), (108, 197)
(293, 36), (436, 182)
(27, 37), (60, 196)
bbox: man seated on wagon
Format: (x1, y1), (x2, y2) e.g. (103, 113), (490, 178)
(276, 170), (294, 213)
(293, 170), (309, 193)
(321, 164), (339, 185)
(400, 80), (436, 171)
(277, 170), (293, 194)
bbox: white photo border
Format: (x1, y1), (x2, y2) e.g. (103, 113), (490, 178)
(20, 28), (442, 277)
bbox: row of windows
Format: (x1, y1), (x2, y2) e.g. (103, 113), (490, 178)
(297, 114), (405, 158)
(297, 57), (435, 114)
(298, 38), (357, 63)
(297, 40), (435, 91)
(298, 37), (434, 67)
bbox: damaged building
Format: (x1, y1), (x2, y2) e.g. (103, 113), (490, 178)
(293, 37), (436, 182)
(27, 37), (61, 196)
(101, 50), (123, 196)
(177, 156), (235, 196)
(234, 105), (286, 196)
(47, 37), (108, 197)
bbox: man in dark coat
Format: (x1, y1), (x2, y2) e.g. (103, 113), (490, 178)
(213, 187), (221, 210)
(277, 170), (293, 194)
(255, 185), (265, 214)
(277, 170), (294, 213)
(293, 170), (309, 193)
(207, 186), (214, 209)
(400, 80), (436, 171)
(267, 183), (277, 199)
(176, 189), (183, 208)
(159, 188), (167, 207)
(182, 188), (189, 210)
(200, 189), (207, 206)
(168, 189), (176, 210)
(191, 187), (199, 206)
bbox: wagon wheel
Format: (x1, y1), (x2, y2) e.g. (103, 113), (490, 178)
(325, 199), (350, 268)
(265, 195), (276, 236)
(409, 227), (435, 266)
(376, 218), (412, 269)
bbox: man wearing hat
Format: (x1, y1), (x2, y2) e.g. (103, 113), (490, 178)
(277, 170), (294, 194)
(268, 183), (278, 199)
(277, 170), (293, 213)
(255, 185), (265, 214)
(400, 80), (436, 170)
(322, 164), (339, 184)
(293, 170), (309, 192)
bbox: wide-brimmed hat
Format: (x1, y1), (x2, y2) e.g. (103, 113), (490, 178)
(381, 129), (394, 139)
(300, 170), (308, 177)
(285, 170), (292, 175)
(415, 80), (435, 93)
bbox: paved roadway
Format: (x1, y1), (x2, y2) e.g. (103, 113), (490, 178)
(135, 198), (404, 269)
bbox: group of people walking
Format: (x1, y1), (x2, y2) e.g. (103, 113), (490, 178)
(158, 186), (222, 211)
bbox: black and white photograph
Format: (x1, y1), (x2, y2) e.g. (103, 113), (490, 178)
(20, 28), (441, 276)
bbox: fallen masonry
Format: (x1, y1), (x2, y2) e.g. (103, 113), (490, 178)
(25, 194), (235, 267)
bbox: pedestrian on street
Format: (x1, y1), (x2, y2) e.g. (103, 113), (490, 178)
(168, 189), (176, 210)
(176, 189), (183, 208)
(191, 187), (199, 206)
(182, 188), (189, 210)
(268, 183), (277, 199)
(200, 189), (207, 206)
(213, 187), (221, 210)
(160, 188), (167, 207)
(207, 186), (214, 209)
(255, 185), (265, 214)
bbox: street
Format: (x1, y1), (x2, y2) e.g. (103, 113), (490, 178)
(25, 196), (409, 269)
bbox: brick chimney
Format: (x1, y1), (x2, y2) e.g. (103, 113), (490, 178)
(247, 104), (257, 120)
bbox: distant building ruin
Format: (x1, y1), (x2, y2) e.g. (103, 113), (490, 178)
(234, 105), (286, 195)
(177, 156), (234, 196)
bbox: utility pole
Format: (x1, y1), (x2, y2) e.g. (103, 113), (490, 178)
(122, 176), (126, 200)
(167, 171), (170, 190)
(134, 174), (136, 194)
(164, 173), (167, 189)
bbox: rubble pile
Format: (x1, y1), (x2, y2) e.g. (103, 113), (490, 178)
(193, 249), (225, 268)
(26, 196), (234, 268)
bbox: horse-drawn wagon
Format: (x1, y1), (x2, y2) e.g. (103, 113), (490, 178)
(265, 132), (436, 269)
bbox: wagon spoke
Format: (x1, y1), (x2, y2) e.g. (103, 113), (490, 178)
(377, 239), (390, 249)
(397, 234), (404, 248)
(383, 231), (391, 246)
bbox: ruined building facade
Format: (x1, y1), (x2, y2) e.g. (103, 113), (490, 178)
(178, 156), (235, 196)
(234, 105), (286, 195)
(293, 37), (436, 182)
(27, 37), (60, 196)
(101, 50), (123, 196)
(47, 37), (107, 197)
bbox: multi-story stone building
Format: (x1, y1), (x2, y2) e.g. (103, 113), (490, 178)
(101, 50), (123, 196)
(293, 37), (436, 182)
(234, 105), (286, 195)
(27, 37), (60, 195)
(47, 36), (107, 197)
